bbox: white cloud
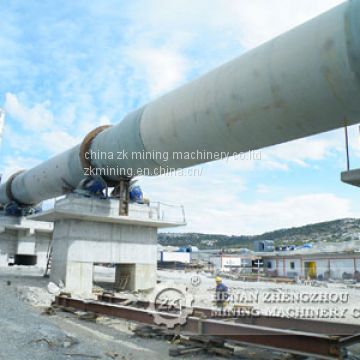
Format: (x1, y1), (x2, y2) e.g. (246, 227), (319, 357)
(256, 184), (271, 194)
(125, 0), (345, 53)
(225, 0), (345, 49)
(263, 136), (340, 168)
(156, 185), (355, 235)
(1, 123), (38, 153)
(40, 130), (80, 155)
(4, 93), (54, 131)
(241, 193), (353, 234)
(1, 155), (41, 181)
(1, 94), (109, 156)
(0, 109), (5, 145)
(126, 47), (189, 97)
(142, 156), (357, 235)
(225, 132), (342, 173)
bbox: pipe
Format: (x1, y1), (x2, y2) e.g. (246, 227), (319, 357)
(1, 0), (360, 206)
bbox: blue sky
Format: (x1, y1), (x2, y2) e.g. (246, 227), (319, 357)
(1, 0), (359, 235)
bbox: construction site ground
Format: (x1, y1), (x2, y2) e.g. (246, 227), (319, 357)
(2, 266), (360, 360)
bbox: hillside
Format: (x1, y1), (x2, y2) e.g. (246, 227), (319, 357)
(158, 218), (360, 250)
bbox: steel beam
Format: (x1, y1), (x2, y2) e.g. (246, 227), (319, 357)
(55, 295), (360, 359)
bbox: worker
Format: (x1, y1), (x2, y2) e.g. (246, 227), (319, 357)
(215, 276), (229, 308)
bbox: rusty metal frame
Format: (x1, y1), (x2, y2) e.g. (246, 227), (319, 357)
(96, 294), (360, 336)
(55, 295), (360, 359)
(79, 125), (112, 172)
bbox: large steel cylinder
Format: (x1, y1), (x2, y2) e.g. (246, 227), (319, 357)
(1, 0), (360, 206)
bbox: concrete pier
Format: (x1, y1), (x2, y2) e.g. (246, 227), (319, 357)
(0, 216), (52, 268)
(30, 195), (185, 295)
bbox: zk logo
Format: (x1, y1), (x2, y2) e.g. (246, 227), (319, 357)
(147, 286), (194, 328)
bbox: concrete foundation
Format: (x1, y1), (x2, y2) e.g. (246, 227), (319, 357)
(0, 215), (52, 268)
(0, 216), (17, 266)
(17, 229), (36, 255)
(30, 195), (185, 295)
(50, 218), (158, 294)
(115, 263), (156, 291)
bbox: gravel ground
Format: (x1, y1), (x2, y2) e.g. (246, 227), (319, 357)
(0, 270), (103, 360)
(156, 269), (360, 325)
(0, 268), (218, 360)
(2, 266), (360, 360)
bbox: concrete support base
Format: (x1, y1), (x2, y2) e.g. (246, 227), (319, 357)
(49, 217), (158, 295)
(65, 262), (94, 295)
(115, 263), (157, 291)
(0, 216), (18, 266)
(17, 229), (36, 256)
(31, 195), (185, 296)
(0, 215), (52, 268)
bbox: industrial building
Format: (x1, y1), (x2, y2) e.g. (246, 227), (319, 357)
(253, 240), (275, 252)
(262, 251), (360, 280)
(209, 253), (261, 273)
(158, 251), (191, 264)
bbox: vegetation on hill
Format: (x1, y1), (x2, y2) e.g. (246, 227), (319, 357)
(158, 218), (360, 250)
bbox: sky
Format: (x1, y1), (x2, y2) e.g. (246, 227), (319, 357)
(1, 0), (359, 236)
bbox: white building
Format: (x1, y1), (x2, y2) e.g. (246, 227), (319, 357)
(158, 251), (191, 264)
(209, 254), (260, 272)
(262, 251), (360, 280)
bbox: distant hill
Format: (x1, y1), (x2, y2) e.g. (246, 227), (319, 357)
(158, 218), (360, 250)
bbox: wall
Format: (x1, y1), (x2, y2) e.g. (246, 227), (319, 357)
(53, 219), (157, 264)
(264, 259), (277, 274)
(221, 256), (241, 270)
(0, 232), (16, 266)
(284, 258), (301, 277)
(313, 259), (329, 278)
(328, 259), (355, 279)
(0, 217), (18, 266)
(209, 256), (243, 271)
(17, 229), (36, 255)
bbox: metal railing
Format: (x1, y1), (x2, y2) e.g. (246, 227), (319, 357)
(130, 201), (186, 224)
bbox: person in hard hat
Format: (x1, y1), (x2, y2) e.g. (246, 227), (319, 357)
(215, 276), (229, 308)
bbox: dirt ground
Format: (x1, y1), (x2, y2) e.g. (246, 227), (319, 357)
(2, 266), (360, 360)
(0, 267), (210, 360)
